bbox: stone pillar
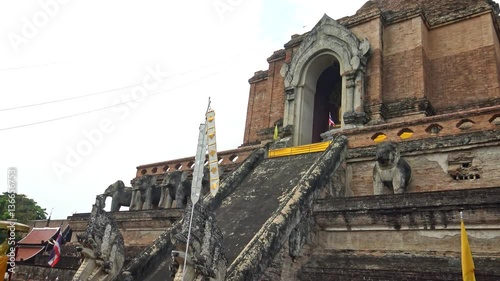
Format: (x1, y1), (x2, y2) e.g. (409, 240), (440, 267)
(343, 70), (369, 127)
(343, 73), (355, 126)
(354, 70), (365, 113)
(283, 87), (295, 127)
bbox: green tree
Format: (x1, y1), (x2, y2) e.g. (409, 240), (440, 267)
(0, 192), (47, 224)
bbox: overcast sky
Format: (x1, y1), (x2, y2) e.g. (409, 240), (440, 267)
(0, 0), (367, 219)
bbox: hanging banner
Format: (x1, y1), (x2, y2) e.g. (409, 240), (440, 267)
(206, 109), (220, 196)
(191, 123), (207, 205)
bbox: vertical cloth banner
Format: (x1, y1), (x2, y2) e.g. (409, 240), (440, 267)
(191, 123), (207, 205)
(206, 110), (220, 196)
(461, 217), (476, 281)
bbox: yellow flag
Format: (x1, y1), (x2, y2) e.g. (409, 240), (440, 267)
(273, 124), (278, 141)
(461, 219), (476, 281)
(0, 256), (7, 279)
(0, 240), (8, 255)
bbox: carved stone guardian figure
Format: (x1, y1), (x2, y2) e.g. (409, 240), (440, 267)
(373, 141), (412, 195)
(72, 195), (125, 281)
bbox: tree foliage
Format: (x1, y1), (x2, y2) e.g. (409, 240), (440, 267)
(0, 192), (47, 224)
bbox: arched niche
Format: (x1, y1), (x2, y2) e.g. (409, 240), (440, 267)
(281, 14), (371, 145)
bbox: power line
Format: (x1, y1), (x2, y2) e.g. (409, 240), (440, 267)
(0, 83), (143, 112)
(0, 62), (61, 72)
(0, 68), (198, 112)
(0, 68), (230, 132)
(1, 54), (243, 112)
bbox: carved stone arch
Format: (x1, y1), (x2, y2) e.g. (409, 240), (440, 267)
(282, 14), (371, 145)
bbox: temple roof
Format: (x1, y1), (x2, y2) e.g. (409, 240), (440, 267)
(16, 246), (45, 262)
(17, 227), (59, 245)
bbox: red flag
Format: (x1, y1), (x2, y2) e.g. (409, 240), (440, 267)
(48, 231), (62, 267)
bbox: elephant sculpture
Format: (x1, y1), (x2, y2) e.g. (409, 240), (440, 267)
(130, 175), (160, 210)
(168, 166), (225, 208)
(158, 166), (225, 209)
(159, 171), (189, 209)
(103, 180), (133, 212)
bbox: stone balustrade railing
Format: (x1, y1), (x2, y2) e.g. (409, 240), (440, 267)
(135, 144), (262, 178)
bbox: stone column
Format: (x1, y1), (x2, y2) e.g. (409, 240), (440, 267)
(283, 87), (295, 127)
(343, 72), (355, 118)
(343, 70), (369, 127)
(354, 70), (364, 113)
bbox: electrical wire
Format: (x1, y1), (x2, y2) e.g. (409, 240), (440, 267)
(0, 68), (230, 132)
(0, 83), (145, 112)
(1, 54), (242, 112)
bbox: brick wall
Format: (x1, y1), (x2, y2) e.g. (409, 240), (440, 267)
(493, 16), (500, 84)
(427, 14), (498, 110)
(269, 60), (286, 131)
(383, 17), (426, 103)
(245, 74), (270, 144)
(242, 9), (500, 146)
(305, 188), (500, 280)
(351, 17), (384, 110)
(244, 55), (286, 145)
(348, 144), (500, 197)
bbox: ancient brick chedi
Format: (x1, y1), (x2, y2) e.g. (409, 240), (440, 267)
(244, 0), (500, 146)
(13, 1), (500, 280)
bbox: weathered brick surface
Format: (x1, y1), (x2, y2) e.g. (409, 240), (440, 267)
(244, 57), (286, 145)
(427, 13), (494, 58)
(248, 79), (269, 140)
(348, 134), (500, 196)
(429, 46), (499, 112)
(384, 17), (424, 56)
(67, 209), (182, 246)
(327, 107), (500, 149)
(383, 46), (425, 103)
(305, 188), (500, 280)
(299, 250), (500, 281)
(494, 18), (500, 83)
(241, 3), (500, 146)
(351, 18), (384, 108)
(268, 60), (286, 130)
